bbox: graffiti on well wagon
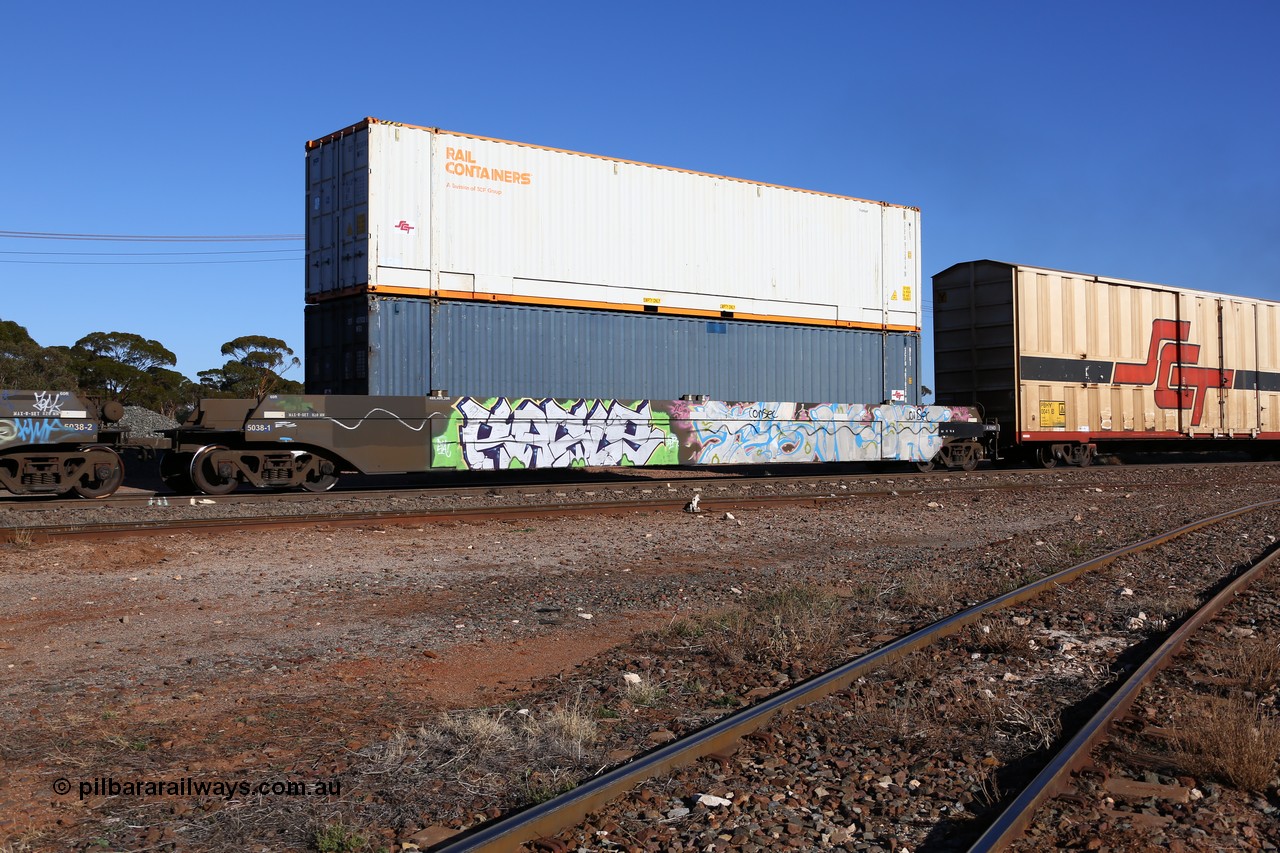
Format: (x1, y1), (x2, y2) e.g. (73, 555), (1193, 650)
(680, 401), (880, 464)
(876, 404), (964, 461)
(0, 417), (90, 449)
(452, 397), (677, 470)
(677, 402), (975, 464)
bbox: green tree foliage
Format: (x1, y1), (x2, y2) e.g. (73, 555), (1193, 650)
(0, 319), (77, 390)
(200, 335), (303, 399)
(71, 332), (177, 402)
(132, 367), (201, 419)
(4, 322), (306, 412)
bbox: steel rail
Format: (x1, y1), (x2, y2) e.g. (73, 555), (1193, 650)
(431, 498), (1280, 852)
(3, 459), (1273, 513)
(967, 517), (1280, 851)
(10, 471), (1161, 540)
(0, 492), (878, 542)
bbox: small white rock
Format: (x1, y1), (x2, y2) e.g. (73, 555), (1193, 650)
(696, 793), (732, 807)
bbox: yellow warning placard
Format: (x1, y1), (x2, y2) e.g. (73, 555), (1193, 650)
(1040, 401), (1066, 429)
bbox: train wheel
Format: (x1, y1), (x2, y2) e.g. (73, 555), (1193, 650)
(299, 454), (339, 493)
(960, 444), (979, 472)
(916, 453), (939, 473)
(73, 448), (124, 498)
(1075, 446), (1094, 467)
(1035, 447), (1058, 469)
(301, 472), (339, 492)
(190, 445), (239, 495)
(159, 451), (196, 494)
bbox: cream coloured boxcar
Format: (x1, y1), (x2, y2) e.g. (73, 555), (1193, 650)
(933, 260), (1280, 465)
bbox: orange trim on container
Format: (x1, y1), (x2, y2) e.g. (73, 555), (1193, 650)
(310, 284), (921, 333)
(306, 117), (918, 212)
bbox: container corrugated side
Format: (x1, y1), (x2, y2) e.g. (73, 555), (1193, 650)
(306, 119), (920, 332)
(306, 295), (919, 403)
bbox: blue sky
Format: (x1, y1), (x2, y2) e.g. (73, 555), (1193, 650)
(3, 1), (1277, 392)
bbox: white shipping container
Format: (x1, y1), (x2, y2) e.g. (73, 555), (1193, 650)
(306, 119), (921, 332)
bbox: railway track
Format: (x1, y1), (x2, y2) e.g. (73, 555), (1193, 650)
(5, 463), (1278, 851)
(974, 532), (1280, 850)
(424, 499), (1280, 852)
(5, 462), (1279, 543)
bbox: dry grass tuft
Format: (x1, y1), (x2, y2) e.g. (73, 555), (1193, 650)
(1131, 590), (1200, 628)
(528, 694), (600, 761)
(1228, 638), (1280, 694)
(6, 527), (34, 549)
(968, 618), (1026, 654)
(993, 698), (1061, 751)
(519, 767), (578, 803)
(663, 617), (705, 641)
(0, 835), (41, 853)
(312, 820), (370, 853)
(445, 709), (518, 750)
(705, 585), (851, 670)
(848, 656), (950, 740)
(622, 673), (666, 707)
(1170, 694), (1280, 792)
(884, 567), (963, 612)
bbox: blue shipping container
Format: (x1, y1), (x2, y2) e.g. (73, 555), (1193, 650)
(305, 296), (919, 404)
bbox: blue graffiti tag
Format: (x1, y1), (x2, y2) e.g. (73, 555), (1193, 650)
(15, 418), (64, 443)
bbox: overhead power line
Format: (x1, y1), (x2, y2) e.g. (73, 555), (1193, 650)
(0, 256), (303, 266)
(0, 248), (301, 257)
(0, 230), (303, 242)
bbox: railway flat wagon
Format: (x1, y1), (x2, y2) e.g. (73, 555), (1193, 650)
(932, 260), (1280, 465)
(155, 394), (991, 495)
(304, 118), (923, 405)
(0, 390), (128, 497)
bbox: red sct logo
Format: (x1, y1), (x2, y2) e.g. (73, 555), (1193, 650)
(396, 220), (414, 233)
(1113, 320), (1232, 426)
